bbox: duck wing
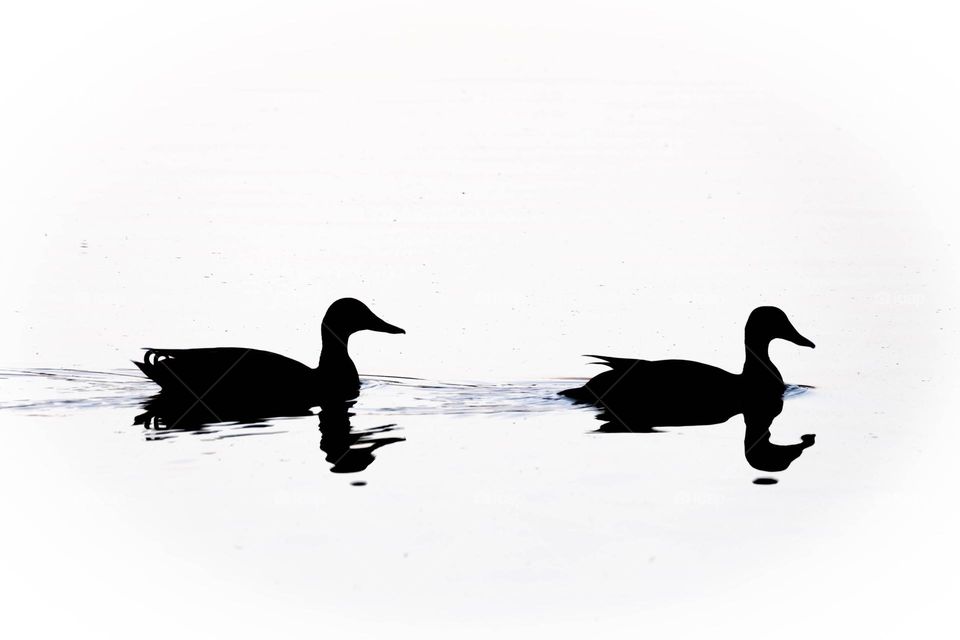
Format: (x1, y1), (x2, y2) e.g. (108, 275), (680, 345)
(561, 356), (737, 405)
(135, 347), (313, 399)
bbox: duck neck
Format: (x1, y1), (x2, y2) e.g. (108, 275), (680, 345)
(312, 325), (360, 400)
(742, 339), (784, 389)
(319, 326), (354, 369)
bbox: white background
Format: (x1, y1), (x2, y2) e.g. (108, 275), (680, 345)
(1, 1), (959, 638)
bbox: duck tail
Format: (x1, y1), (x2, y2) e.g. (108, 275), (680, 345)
(134, 349), (164, 383)
(584, 354), (639, 370)
(558, 383), (599, 404)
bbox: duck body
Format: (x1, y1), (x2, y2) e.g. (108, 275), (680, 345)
(134, 298), (403, 412)
(560, 307), (815, 430)
(563, 357), (745, 427)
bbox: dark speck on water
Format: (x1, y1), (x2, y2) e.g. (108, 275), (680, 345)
(753, 478), (779, 485)
(351, 481), (367, 486)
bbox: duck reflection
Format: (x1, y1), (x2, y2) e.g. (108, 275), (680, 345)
(133, 395), (403, 474)
(590, 392), (815, 473)
(562, 307), (817, 473)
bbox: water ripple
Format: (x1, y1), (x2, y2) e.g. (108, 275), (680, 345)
(0, 368), (154, 412)
(0, 368), (579, 417)
(0, 368), (810, 418)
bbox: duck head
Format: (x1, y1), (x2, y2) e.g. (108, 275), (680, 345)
(744, 306), (815, 349)
(321, 298), (405, 344)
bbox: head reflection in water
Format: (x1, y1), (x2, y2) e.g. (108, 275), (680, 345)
(315, 402), (404, 474)
(561, 306), (817, 474)
(134, 396), (404, 475)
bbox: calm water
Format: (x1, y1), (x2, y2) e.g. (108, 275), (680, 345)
(0, 366), (815, 476)
(0, 358), (936, 635)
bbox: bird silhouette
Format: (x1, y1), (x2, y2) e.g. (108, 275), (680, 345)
(561, 306), (817, 472)
(134, 298), (404, 411)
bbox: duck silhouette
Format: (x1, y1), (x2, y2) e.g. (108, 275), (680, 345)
(561, 306), (814, 418)
(561, 307), (817, 471)
(134, 298), (404, 410)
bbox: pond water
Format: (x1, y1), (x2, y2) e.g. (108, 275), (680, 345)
(0, 344), (954, 637)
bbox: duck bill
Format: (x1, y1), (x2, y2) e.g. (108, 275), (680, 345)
(786, 325), (815, 349)
(368, 315), (405, 335)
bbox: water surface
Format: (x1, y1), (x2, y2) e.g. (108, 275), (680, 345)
(0, 365), (839, 614)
